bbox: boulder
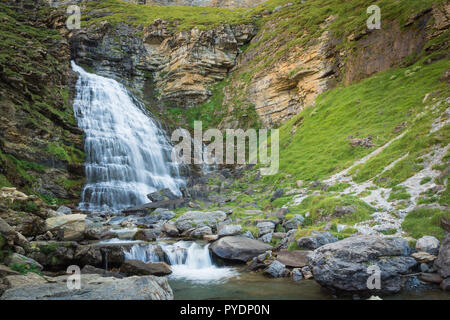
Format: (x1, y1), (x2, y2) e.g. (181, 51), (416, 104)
(276, 250), (311, 268)
(291, 268), (304, 281)
(218, 225), (242, 237)
(256, 221), (275, 236)
(209, 236), (272, 262)
(190, 226), (213, 238)
(45, 214), (86, 241)
(419, 273), (443, 284)
(441, 277), (450, 292)
(308, 235), (417, 294)
(4, 272), (47, 288)
(134, 229), (158, 241)
(434, 233), (450, 278)
(283, 214), (304, 231)
(5, 253), (43, 271)
(161, 223), (179, 237)
(0, 274), (173, 300)
(120, 260), (172, 276)
(203, 234), (219, 242)
(147, 188), (180, 202)
(56, 206), (72, 215)
(263, 260), (289, 278)
(301, 266), (313, 279)
(258, 232), (272, 243)
(416, 236), (440, 255)
(297, 231), (337, 250)
(175, 210), (226, 232)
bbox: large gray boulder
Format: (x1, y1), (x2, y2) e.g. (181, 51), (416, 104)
(209, 236), (272, 262)
(416, 236), (440, 255)
(175, 211), (226, 232)
(434, 233), (450, 279)
(276, 250), (311, 268)
(0, 274), (173, 300)
(297, 231), (337, 250)
(218, 225), (242, 237)
(308, 235), (417, 295)
(263, 260), (289, 278)
(256, 221), (275, 236)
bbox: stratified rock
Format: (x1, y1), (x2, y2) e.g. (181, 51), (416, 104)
(297, 231), (337, 250)
(175, 210), (226, 232)
(308, 236), (417, 294)
(0, 274), (173, 300)
(209, 236), (272, 262)
(218, 225), (242, 237)
(434, 233), (450, 279)
(419, 272), (443, 284)
(276, 250), (311, 268)
(120, 260), (172, 276)
(416, 236), (440, 255)
(45, 214), (86, 241)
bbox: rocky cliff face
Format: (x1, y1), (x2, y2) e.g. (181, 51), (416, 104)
(70, 17), (257, 109)
(0, 0), (84, 202)
(221, 3), (450, 127)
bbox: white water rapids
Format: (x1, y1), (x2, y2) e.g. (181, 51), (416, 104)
(125, 241), (238, 282)
(71, 62), (184, 212)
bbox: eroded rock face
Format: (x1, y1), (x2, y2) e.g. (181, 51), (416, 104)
(308, 235), (417, 295)
(70, 19), (257, 108)
(0, 274), (173, 300)
(209, 236), (272, 262)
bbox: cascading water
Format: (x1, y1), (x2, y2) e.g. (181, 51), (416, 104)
(125, 241), (238, 282)
(71, 62), (184, 212)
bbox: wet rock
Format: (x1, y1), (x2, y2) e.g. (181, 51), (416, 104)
(134, 229), (158, 241)
(81, 265), (124, 278)
(120, 260), (172, 276)
(283, 214), (304, 231)
(292, 268), (304, 281)
(1, 274), (173, 300)
(263, 260), (289, 278)
(308, 235), (417, 294)
(218, 224), (242, 237)
(175, 210), (226, 232)
(147, 189), (180, 202)
(45, 214), (86, 241)
(276, 250), (311, 268)
(441, 277), (450, 291)
(297, 231), (338, 250)
(209, 236), (272, 262)
(434, 233), (450, 278)
(301, 266), (313, 280)
(419, 272), (443, 284)
(416, 236), (440, 255)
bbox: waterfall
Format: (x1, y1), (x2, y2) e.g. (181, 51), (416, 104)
(71, 62), (184, 212)
(125, 241), (238, 282)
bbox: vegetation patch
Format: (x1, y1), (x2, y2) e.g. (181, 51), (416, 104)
(402, 208), (446, 240)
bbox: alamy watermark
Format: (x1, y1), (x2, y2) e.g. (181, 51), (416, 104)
(48, 1), (81, 30)
(367, 5), (381, 30)
(366, 265), (381, 290)
(171, 121), (279, 175)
